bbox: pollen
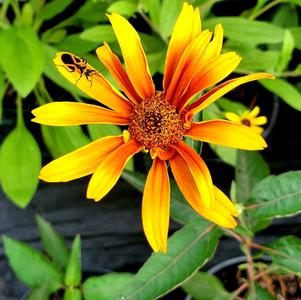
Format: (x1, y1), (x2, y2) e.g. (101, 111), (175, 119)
(128, 92), (185, 150)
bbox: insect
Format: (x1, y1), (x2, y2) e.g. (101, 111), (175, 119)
(56, 53), (101, 88)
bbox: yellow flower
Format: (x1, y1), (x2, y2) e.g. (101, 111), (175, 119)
(32, 3), (274, 253)
(225, 106), (268, 135)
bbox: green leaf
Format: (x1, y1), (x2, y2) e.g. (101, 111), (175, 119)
(260, 78), (301, 111)
(276, 29), (294, 72)
(36, 214), (70, 269)
(21, 2), (34, 26)
(41, 125), (90, 158)
(64, 287), (82, 300)
(0, 25), (44, 97)
(80, 25), (116, 43)
(210, 145), (237, 167)
(290, 27), (301, 51)
(203, 18), (284, 45)
(246, 283), (276, 300)
(268, 236), (301, 274)
(87, 124), (122, 140)
(181, 272), (230, 300)
(216, 97), (248, 115)
(3, 236), (63, 292)
(83, 273), (133, 300)
(236, 150), (270, 203)
(38, 0), (72, 21)
(28, 282), (52, 300)
(159, 0), (185, 39)
(0, 123), (41, 208)
(107, 1), (138, 17)
(139, 0), (160, 26)
(272, 3), (298, 28)
(247, 171), (301, 219)
(118, 221), (218, 300)
(0, 69), (5, 120)
(65, 235), (81, 287)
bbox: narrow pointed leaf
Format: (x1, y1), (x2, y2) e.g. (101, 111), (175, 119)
(65, 235), (81, 287)
(36, 215), (70, 269)
(64, 287), (82, 300)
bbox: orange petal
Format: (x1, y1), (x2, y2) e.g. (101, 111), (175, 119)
(177, 52), (241, 111)
(54, 52), (133, 115)
(96, 43), (141, 104)
(108, 13), (155, 99)
(87, 139), (141, 201)
(32, 102), (128, 126)
(186, 73), (275, 116)
(170, 154), (236, 228)
(163, 3), (201, 92)
(185, 120), (267, 150)
(173, 141), (214, 208)
(166, 30), (212, 103)
(142, 158), (170, 253)
(39, 135), (124, 182)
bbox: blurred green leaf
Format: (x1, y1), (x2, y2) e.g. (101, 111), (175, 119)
(181, 272), (230, 300)
(260, 78), (301, 111)
(107, 1), (138, 17)
(36, 214), (70, 269)
(41, 125), (90, 158)
(0, 25), (44, 97)
(0, 69), (5, 120)
(119, 221), (218, 300)
(276, 29), (294, 72)
(217, 97), (248, 115)
(159, 0), (185, 39)
(269, 236), (301, 274)
(3, 236), (63, 292)
(289, 27), (301, 51)
(65, 235), (81, 287)
(41, 29), (67, 44)
(38, 0), (72, 21)
(210, 144), (236, 167)
(57, 34), (99, 54)
(28, 282), (52, 300)
(272, 3), (298, 28)
(146, 51), (165, 75)
(139, 0), (160, 26)
(87, 124), (122, 140)
(247, 171), (301, 219)
(246, 283), (276, 300)
(30, 0), (45, 14)
(203, 18), (284, 45)
(21, 2), (34, 26)
(140, 33), (166, 53)
(236, 150), (270, 203)
(0, 123), (41, 208)
(83, 273), (133, 300)
(80, 25), (116, 43)
(64, 287), (82, 300)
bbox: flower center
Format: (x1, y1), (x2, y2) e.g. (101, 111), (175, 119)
(241, 119), (251, 126)
(128, 92), (185, 150)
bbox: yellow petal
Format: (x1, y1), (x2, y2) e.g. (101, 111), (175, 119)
(166, 30), (212, 104)
(250, 125), (264, 135)
(186, 73), (275, 116)
(163, 3), (201, 92)
(202, 24), (224, 60)
(248, 106), (260, 118)
(96, 43), (141, 104)
(54, 52), (133, 115)
(251, 116), (268, 126)
(185, 120), (267, 150)
(173, 141), (214, 208)
(177, 52), (241, 111)
(40, 135), (124, 182)
(225, 112), (241, 122)
(32, 102), (128, 126)
(170, 154), (237, 228)
(87, 139), (141, 201)
(108, 13), (155, 99)
(142, 158), (170, 253)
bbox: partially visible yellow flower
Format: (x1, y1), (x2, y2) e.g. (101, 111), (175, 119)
(225, 106), (268, 135)
(32, 3), (274, 253)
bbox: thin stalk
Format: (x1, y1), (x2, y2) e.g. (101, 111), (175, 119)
(235, 68), (301, 78)
(242, 238), (256, 297)
(249, 0), (282, 20)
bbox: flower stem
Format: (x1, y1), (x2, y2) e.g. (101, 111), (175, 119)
(249, 0), (282, 20)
